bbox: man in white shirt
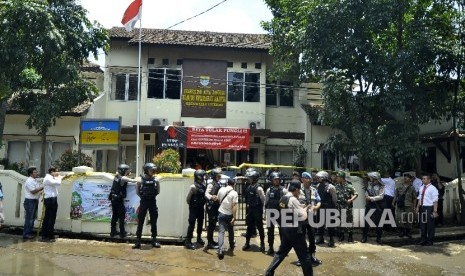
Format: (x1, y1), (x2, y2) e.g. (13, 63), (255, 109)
(381, 172), (396, 232)
(412, 175), (423, 195)
(23, 167), (43, 240)
(416, 174), (439, 246)
(216, 178), (238, 260)
(41, 166), (63, 242)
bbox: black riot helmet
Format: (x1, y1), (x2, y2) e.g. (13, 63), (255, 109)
(270, 171), (281, 180)
(210, 167), (222, 179)
(246, 168), (260, 183)
(194, 169), (206, 183)
(117, 164), (130, 175)
(143, 163), (157, 175)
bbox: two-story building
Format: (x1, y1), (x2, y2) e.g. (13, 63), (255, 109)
(88, 27), (332, 173)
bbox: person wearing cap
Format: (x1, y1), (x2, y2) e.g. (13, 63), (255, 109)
(296, 172), (322, 267)
(205, 167), (223, 249)
(394, 174), (417, 239)
(264, 171), (286, 255)
(361, 172), (385, 244)
(216, 178), (238, 260)
(315, 171), (338, 247)
(335, 171), (358, 242)
(265, 180), (313, 276)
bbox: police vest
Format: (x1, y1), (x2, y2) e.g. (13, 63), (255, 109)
(140, 176), (159, 199)
(208, 182), (221, 206)
(278, 195), (300, 229)
(246, 184), (262, 207)
(190, 183), (207, 208)
(266, 186), (284, 210)
(109, 176), (126, 200)
(318, 182), (335, 208)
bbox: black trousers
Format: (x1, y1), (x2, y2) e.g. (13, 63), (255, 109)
(317, 208), (335, 240)
(420, 206), (435, 244)
(42, 197), (58, 239)
(265, 227), (313, 276)
(383, 195), (395, 230)
(245, 206), (264, 242)
(187, 206), (205, 241)
(267, 222), (282, 247)
(302, 224), (316, 254)
(207, 205), (219, 243)
(437, 199), (444, 225)
(110, 198), (126, 234)
(136, 198), (158, 239)
(363, 203), (383, 239)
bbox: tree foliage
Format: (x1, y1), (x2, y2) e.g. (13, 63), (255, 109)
(0, 0), (108, 174)
(263, 0), (463, 172)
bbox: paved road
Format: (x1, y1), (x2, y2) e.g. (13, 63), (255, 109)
(0, 232), (464, 275)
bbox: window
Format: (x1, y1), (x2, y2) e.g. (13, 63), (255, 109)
(266, 80), (294, 107)
(148, 68), (181, 99)
(227, 72), (260, 102)
(110, 73), (139, 101)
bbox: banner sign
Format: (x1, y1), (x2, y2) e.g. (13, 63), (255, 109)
(187, 127), (250, 150)
(181, 59), (227, 118)
(80, 120), (120, 147)
(157, 126), (187, 148)
(70, 180), (138, 223)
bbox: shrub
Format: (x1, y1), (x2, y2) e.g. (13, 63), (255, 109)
(152, 148), (181, 173)
(53, 149), (93, 171)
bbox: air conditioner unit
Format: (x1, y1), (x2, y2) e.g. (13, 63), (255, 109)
(248, 121), (261, 129)
(151, 118), (167, 126)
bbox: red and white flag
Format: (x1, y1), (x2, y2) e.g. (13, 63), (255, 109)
(121, 0), (142, 32)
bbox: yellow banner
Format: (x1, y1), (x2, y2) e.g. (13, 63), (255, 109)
(81, 131), (118, 145)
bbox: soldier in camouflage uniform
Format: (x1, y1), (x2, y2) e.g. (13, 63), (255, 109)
(394, 174), (417, 239)
(335, 171), (358, 242)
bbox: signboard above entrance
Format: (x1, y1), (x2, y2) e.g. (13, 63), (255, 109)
(187, 127), (250, 150)
(157, 126), (250, 150)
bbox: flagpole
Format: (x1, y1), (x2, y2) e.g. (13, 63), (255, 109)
(136, 19), (142, 177)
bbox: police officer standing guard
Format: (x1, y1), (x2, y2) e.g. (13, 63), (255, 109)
(264, 172), (285, 255)
(315, 171), (338, 247)
(109, 164), (135, 238)
(361, 171), (385, 244)
(133, 163), (161, 249)
(242, 168), (266, 252)
(205, 167), (223, 249)
(185, 169), (207, 249)
(265, 180), (313, 276)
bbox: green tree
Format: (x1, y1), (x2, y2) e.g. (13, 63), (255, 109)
(0, 0), (108, 175)
(263, 0), (456, 172)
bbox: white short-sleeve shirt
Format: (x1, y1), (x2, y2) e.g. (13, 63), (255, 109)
(218, 186), (238, 216)
(417, 184), (438, 207)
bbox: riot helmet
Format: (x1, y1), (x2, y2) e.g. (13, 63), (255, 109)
(143, 163), (157, 175)
(194, 169), (206, 183)
(117, 164), (130, 175)
(246, 168), (260, 183)
(210, 167), (222, 180)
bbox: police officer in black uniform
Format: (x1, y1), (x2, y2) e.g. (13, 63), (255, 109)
(315, 171), (338, 247)
(109, 164), (134, 238)
(242, 168), (266, 252)
(264, 172), (285, 255)
(133, 163), (161, 249)
(265, 180), (313, 276)
(185, 169), (207, 250)
(205, 167), (222, 249)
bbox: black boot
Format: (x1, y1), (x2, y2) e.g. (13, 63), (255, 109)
(151, 237), (161, 248)
(267, 244), (275, 255)
(315, 236), (324, 244)
(197, 237), (205, 246)
(132, 240), (141, 249)
(347, 233), (353, 242)
(185, 240), (195, 250)
(361, 235), (367, 243)
(265, 254), (282, 276)
(260, 240), (265, 252)
(398, 228), (405, 238)
(242, 239), (250, 251)
(328, 237), (335, 248)
(406, 228), (413, 239)
(338, 232), (345, 242)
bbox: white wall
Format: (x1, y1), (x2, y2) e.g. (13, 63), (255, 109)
(0, 169), (191, 238)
